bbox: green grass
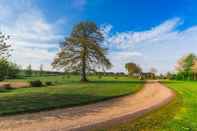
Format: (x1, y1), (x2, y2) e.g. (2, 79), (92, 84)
(0, 75), (143, 116)
(102, 81), (197, 131)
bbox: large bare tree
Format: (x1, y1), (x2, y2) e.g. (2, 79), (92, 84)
(52, 21), (112, 82)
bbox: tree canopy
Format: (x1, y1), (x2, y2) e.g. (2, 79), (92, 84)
(176, 53), (196, 73)
(125, 62), (141, 76)
(0, 32), (10, 58)
(52, 21), (112, 82)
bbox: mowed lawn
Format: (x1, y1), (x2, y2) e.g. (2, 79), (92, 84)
(102, 81), (197, 131)
(0, 75), (143, 116)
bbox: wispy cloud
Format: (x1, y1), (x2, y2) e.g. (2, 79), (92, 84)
(0, 0), (63, 70)
(104, 18), (181, 50)
(105, 18), (197, 73)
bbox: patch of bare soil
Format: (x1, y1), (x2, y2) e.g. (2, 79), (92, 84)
(0, 81), (175, 131)
(0, 82), (30, 89)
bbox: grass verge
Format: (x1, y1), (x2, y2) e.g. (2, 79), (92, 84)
(102, 80), (197, 131)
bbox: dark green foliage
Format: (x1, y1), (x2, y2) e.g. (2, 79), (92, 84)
(25, 64), (32, 77)
(30, 80), (43, 87)
(0, 58), (20, 81)
(0, 58), (8, 81)
(7, 63), (20, 79)
(45, 81), (53, 86)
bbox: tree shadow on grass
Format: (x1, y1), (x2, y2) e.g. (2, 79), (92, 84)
(160, 80), (181, 84)
(89, 80), (144, 84)
(0, 93), (132, 118)
(0, 88), (14, 93)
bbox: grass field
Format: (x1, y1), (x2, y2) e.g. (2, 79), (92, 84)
(0, 75), (143, 116)
(102, 81), (197, 131)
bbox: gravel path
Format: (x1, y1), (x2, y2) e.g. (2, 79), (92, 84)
(0, 81), (175, 131)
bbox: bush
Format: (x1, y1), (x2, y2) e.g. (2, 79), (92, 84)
(0, 58), (20, 81)
(45, 81), (53, 86)
(30, 80), (43, 87)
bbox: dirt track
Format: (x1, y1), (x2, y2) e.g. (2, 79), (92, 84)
(0, 82), (30, 89)
(0, 81), (175, 131)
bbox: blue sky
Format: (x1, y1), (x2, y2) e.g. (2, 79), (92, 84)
(1, 0), (197, 73)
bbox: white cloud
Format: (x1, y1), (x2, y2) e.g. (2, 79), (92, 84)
(0, 0), (63, 70)
(105, 18), (197, 73)
(105, 18), (181, 50)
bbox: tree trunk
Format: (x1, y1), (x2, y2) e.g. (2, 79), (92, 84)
(80, 47), (88, 82)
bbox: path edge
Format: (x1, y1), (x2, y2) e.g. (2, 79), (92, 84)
(71, 82), (176, 131)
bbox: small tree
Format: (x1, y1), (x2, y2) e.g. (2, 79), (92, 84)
(125, 62), (141, 76)
(39, 64), (44, 76)
(52, 21), (112, 82)
(26, 64), (32, 77)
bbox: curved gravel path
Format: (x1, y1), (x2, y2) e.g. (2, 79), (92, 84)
(0, 81), (175, 131)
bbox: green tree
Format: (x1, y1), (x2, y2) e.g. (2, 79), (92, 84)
(7, 62), (20, 79)
(0, 58), (9, 81)
(26, 64), (32, 77)
(125, 62), (142, 76)
(176, 53), (196, 80)
(0, 58), (19, 80)
(52, 21), (112, 82)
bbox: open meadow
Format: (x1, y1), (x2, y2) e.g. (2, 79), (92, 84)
(0, 75), (143, 116)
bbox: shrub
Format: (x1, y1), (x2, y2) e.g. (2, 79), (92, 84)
(30, 80), (43, 87)
(45, 81), (53, 86)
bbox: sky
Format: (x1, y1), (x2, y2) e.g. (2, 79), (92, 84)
(1, 0), (197, 73)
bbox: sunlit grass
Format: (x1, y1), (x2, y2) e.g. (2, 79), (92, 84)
(102, 80), (197, 130)
(0, 75), (143, 116)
